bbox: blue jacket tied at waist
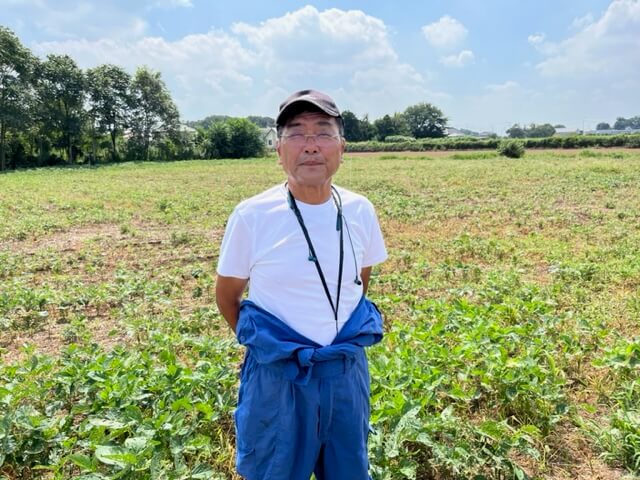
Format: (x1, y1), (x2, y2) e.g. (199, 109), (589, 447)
(236, 296), (384, 385)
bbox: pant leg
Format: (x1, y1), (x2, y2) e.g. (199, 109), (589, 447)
(314, 351), (372, 480)
(235, 353), (323, 480)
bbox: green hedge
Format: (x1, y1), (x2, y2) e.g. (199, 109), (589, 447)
(344, 134), (640, 152)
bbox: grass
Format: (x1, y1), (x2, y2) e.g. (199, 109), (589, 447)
(1, 149), (639, 479)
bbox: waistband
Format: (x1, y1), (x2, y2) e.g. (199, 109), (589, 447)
(256, 354), (357, 381)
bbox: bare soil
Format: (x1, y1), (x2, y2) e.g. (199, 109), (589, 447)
(2, 222), (223, 364)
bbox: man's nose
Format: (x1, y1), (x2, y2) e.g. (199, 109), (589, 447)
(303, 137), (320, 153)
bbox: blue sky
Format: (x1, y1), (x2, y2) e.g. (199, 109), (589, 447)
(2, 0), (639, 133)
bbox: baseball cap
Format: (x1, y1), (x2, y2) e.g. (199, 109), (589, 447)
(276, 89), (342, 127)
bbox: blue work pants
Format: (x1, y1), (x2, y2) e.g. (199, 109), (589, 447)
(235, 349), (372, 480)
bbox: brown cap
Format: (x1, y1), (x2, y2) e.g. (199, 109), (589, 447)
(276, 89), (341, 127)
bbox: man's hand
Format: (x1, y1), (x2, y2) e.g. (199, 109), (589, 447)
(215, 275), (249, 333)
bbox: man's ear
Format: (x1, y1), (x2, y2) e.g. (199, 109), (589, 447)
(276, 140), (283, 164)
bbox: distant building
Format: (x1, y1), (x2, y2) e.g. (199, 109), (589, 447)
(584, 128), (640, 136)
(261, 127), (278, 149)
(178, 124), (197, 136)
(446, 127), (494, 138)
(445, 127), (466, 137)
(554, 127), (640, 136)
(554, 128), (582, 137)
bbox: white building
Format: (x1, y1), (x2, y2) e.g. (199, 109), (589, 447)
(261, 127), (278, 149)
(554, 128), (582, 137)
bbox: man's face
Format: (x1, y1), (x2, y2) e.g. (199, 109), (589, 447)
(277, 111), (345, 189)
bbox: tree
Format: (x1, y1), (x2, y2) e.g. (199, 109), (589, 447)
(613, 116), (640, 130)
(341, 110), (375, 142)
(227, 118), (265, 158)
(198, 118), (264, 159)
(373, 113), (410, 140)
(596, 122), (611, 130)
(403, 103), (447, 138)
(86, 64), (131, 162)
(373, 114), (394, 140)
(359, 114), (375, 141)
(187, 115), (231, 130)
(528, 123), (555, 138)
(341, 110), (361, 141)
(36, 54), (85, 164)
(128, 67), (179, 161)
(200, 122), (231, 159)
(506, 124), (525, 138)
(247, 115), (275, 128)
(506, 123), (555, 138)
(0, 26), (35, 171)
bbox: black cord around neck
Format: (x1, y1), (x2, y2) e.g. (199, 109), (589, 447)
(287, 186), (344, 334)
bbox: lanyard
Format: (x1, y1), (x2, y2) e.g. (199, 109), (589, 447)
(287, 186), (344, 334)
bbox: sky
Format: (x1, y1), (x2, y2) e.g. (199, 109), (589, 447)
(2, 0), (639, 133)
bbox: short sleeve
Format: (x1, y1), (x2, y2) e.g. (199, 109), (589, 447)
(216, 209), (252, 279)
(362, 208), (387, 268)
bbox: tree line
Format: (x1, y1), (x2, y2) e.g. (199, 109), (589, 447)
(1, 26), (272, 171)
(0, 26), (194, 171)
(596, 117), (640, 131)
(505, 116), (640, 139)
(339, 103), (448, 142)
(2, 25), (453, 170)
(186, 103), (450, 144)
(505, 124), (557, 138)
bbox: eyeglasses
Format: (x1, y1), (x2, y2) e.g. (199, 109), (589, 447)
(280, 133), (342, 147)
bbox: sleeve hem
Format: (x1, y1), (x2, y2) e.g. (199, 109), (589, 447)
(216, 270), (250, 280)
(362, 253), (388, 269)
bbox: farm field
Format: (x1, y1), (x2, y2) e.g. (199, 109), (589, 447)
(1, 149), (640, 479)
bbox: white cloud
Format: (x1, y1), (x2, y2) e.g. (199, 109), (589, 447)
(439, 50), (474, 67)
(5, 1), (148, 40)
(536, 0), (640, 77)
(232, 6), (397, 66)
(32, 6), (444, 120)
(345, 64), (449, 117)
(527, 33), (545, 44)
(4, 1), (190, 40)
(1, 0), (43, 5)
(485, 80), (519, 92)
(228, 6), (439, 117)
(571, 13), (594, 30)
(151, 0), (193, 7)
(33, 31), (257, 119)
(422, 15), (468, 49)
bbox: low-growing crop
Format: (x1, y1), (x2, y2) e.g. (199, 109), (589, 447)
(0, 335), (241, 479)
(2, 150), (640, 479)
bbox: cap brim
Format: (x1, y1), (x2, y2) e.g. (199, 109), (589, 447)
(276, 98), (341, 127)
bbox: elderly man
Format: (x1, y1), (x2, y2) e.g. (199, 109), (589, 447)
(215, 89), (387, 480)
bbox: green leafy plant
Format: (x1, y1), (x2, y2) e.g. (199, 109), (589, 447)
(3, 151), (640, 478)
(497, 139), (525, 158)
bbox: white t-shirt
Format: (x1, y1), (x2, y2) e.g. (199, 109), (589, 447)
(217, 183), (387, 346)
